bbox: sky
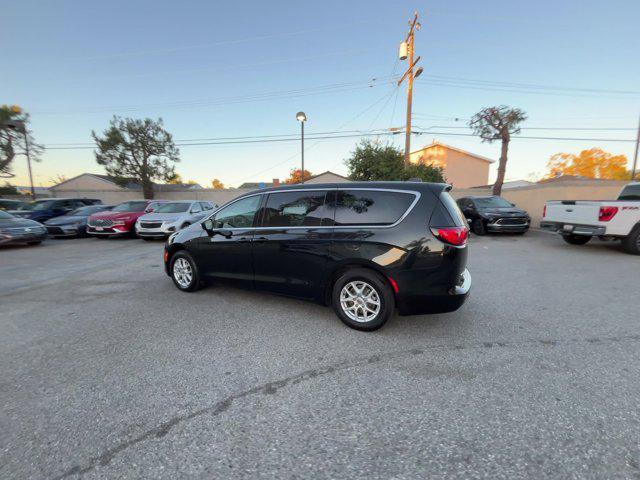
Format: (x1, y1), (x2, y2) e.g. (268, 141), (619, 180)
(3, 0), (639, 188)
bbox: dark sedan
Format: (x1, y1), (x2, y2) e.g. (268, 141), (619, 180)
(44, 204), (114, 237)
(0, 210), (47, 246)
(9, 198), (102, 223)
(457, 195), (531, 235)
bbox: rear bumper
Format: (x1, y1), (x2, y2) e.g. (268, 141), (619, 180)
(397, 268), (471, 316)
(540, 221), (606, 236)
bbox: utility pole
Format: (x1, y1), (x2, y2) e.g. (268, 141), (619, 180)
(631, 112), (640, 181)
(397, 12), (423, 168)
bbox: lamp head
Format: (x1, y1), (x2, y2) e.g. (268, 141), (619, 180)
(296, 111), (307, 122)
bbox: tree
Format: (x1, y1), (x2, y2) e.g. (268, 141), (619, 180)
(345, 139), (444, 182)
(0, 182), (19, 195)
(284, 168), (312, 184)
(92, 116), (179, 199)
(545, 148), (630, 180)
(469, 106), (527, 196)
(167, 173), (183, 184)
(211, 178), (224, 189)
(50, 174), (68, 185)
(0, 105), (43, 178)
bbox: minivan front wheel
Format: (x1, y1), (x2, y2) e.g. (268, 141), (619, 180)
(332, 268), (394, 331)
(171, 251), (201, 292)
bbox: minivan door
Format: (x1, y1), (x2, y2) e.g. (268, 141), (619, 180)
(251, 189), (334, 299)
(196, 195), (262, 286)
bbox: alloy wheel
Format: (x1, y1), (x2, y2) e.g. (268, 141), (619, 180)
(339, 280), (381, 323)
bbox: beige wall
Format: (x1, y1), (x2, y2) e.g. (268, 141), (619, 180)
(410, 145), (491, 188)
(451, 180), (628, 225)
(51, 188), (253, 206)
(52, 179), (629, 226)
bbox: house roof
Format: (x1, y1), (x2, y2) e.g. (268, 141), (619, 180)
(306, 170), (350, 181)
(51, 173), (202, 190)
(411, 141), (496, 164)
(238, 171), (349, 189)
(469, 180), (533, 189)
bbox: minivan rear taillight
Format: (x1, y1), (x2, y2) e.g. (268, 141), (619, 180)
(543, 205), (547, 218)
(598, 206), (618, 222)
(430, 226), (469, 247)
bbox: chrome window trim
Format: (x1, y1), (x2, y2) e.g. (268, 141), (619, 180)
(203, 187), (421, 230)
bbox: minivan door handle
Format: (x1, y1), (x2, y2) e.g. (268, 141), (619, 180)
(238, 237), (252, 243)
(253, 236), (268, 243)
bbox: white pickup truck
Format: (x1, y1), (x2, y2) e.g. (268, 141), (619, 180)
(540, 182), (640, 255)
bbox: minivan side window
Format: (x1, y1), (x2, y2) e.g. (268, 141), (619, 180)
(331, 190), (415, 226)
(212, 195), (261, 229)
(262, 191), (329, 227)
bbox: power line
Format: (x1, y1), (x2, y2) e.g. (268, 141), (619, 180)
(426, 74), (640, 95)
(417, 78), (640, 99)
(228, 89), (401, 185)
(43, 125), (636, 147)
(31, 77), (397, 115)
(43, 130), (636, 151)
(39, 20), (381, 63)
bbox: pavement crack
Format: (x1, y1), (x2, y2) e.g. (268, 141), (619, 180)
(52, 332), (640, 479)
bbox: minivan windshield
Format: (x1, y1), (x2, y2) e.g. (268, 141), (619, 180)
(155, 202), (190, 213)
(112, 201), (149, 212)
(473, 197), (513, 209)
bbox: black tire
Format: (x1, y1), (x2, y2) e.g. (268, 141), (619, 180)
(27, 241), (42, 246)
(562, 234), (591, 245)
(331, 268), (394, 331)
(472, 218), (486, 235)
(170, 250), (202, 292)
(621, 224), (640, 255)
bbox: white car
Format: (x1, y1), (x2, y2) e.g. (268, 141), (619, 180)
(540, 182), (640, 254)
(135, 201), (217, 239)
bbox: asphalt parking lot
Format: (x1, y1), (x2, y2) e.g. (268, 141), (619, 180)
(1, 231), (639, 479)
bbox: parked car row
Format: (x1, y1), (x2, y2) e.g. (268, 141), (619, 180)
(0, 198), (217, 246)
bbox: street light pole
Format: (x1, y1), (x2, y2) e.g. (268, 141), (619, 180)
(301, 121), (304, 184)
(631, 112), (640, 181)
(296, 111), (307, 184)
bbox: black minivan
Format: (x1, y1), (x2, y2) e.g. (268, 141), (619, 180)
(164, 182), (471, 331)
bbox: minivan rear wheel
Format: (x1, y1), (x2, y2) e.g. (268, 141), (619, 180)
(171, 251), (202, 292)
(332, 268), (394, 331)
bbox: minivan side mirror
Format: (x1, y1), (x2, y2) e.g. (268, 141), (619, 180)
(202, 219), (214, 231)
(202, 219), (232, 238)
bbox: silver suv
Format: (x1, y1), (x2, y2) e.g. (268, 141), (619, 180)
(135, 201), (217, 239)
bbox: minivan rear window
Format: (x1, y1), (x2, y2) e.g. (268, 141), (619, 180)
(437, 192), (466, 226)
(332, 190), (415, 226)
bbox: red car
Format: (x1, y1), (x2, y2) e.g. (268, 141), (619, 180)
(87, 200), (164, 237)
